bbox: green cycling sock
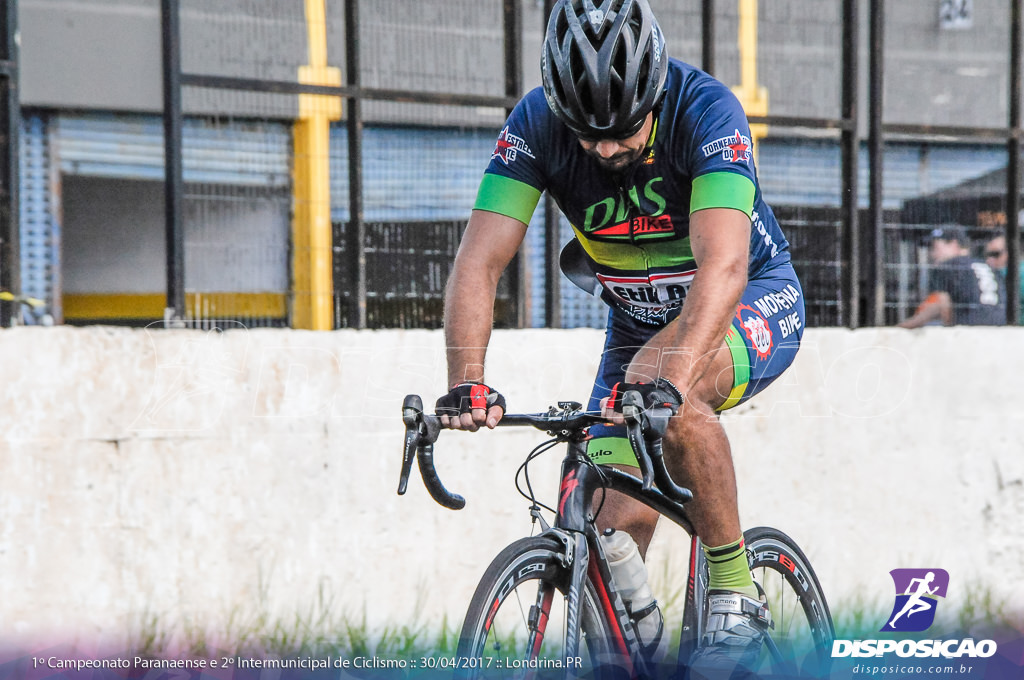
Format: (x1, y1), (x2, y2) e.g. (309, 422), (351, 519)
(704, 538), (759, 599)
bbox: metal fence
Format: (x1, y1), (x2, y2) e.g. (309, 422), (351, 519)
(1, 0), (1022, 328)
(159, 0), (867, 330)
(161, 0), (522, 330)
(870, 0), (1022, 326)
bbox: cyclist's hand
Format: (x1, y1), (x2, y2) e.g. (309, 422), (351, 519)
(600, 378), (683, 425)
(435, 382), (506, 431)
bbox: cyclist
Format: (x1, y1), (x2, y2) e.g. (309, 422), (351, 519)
(436, 0), (803, 674)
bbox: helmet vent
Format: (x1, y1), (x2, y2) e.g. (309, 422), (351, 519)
(577, 78), (594, 117)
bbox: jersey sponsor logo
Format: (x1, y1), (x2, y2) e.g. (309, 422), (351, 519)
(581, 177), (671, 241)
(491, 126), (535, 165)
(590, 214), (675, 239)
(701, 129), (752, 163)
(752, 210), (780, 258)
(620, 306), (674, 325)
(752, 283), (801, 318)
(779, 311), (802, 339)
(735, 304), (773, 360)
(596, 270), (696, 310)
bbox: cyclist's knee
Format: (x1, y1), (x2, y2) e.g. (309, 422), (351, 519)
(663, 395), (721, 446)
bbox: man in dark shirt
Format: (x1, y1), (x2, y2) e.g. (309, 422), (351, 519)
(899, 226), (1006, 327)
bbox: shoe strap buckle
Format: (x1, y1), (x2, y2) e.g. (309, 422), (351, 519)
(740, 597), (773, 629)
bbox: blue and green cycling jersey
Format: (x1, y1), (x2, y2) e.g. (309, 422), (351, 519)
(475, 58), (791, 326)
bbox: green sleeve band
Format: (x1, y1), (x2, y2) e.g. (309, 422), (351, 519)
(690, 172), (756, 218)
(473, 173), (543, 225)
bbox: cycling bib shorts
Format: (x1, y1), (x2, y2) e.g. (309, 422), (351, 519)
(586, 261), (805, 466)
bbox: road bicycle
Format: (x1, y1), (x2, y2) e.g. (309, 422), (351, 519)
(399, 392), (834, 678)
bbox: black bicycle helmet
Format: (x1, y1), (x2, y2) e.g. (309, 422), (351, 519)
(541, 0), (668, 139)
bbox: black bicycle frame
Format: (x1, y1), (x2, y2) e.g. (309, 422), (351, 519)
(553, 447), (639, 668)
(551, 441), (706, 675)
(398, 395), (707, 673)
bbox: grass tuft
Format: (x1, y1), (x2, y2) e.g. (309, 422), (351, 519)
(123, 575), (1022, 661)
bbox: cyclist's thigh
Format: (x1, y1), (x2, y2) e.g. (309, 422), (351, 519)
(719, 262), (805, 411)
(586, 307), (659, 467)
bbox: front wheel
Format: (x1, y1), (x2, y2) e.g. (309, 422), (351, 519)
(455, 535), (623, 679)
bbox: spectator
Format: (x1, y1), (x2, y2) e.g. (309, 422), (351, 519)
(899, 225), (1005, 328)
(984, 234), (1024, 325)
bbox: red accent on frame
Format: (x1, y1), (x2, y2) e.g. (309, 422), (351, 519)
(558, 469), (579, 517)
(588, 557), (634, 675)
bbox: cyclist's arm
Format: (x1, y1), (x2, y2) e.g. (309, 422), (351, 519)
(631, 207), (750, 396)
(443, 208), (528, 428)
(614, 206), (753, 403)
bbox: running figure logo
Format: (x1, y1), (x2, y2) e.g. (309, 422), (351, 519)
(881, 568), (949, 632)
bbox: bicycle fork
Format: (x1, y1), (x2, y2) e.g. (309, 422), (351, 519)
(550, 452), (645, 676)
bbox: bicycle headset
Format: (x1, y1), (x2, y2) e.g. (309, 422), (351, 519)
(541, 0), (669, 140)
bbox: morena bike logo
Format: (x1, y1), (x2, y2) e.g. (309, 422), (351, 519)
(832, 569), (998, 660)
(735, 304), (772, 360)
(882, 568), (948, 632)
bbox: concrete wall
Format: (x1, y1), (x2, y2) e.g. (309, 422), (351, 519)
(0, 325), (1021, 647)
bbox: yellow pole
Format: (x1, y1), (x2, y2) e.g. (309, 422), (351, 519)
(292, 0), (342, 329)
(731, 0), (768, 163)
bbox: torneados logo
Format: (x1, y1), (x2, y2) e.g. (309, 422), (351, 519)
(581, 178), (673, 241)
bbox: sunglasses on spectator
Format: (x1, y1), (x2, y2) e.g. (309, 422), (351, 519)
(985, 250), (1006, 258)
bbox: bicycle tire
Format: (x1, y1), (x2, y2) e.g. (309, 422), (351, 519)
(456, 535), (624, 679)
(744, 526), (835, 678)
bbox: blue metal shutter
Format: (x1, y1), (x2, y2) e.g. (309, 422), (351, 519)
(54, 113), (290, 186)
(19, 113), (60, 319)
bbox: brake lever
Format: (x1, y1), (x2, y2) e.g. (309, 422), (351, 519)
(398, 395), (424, 495)
(622, 391), (656, 492)
(623, 395), (693, 504)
